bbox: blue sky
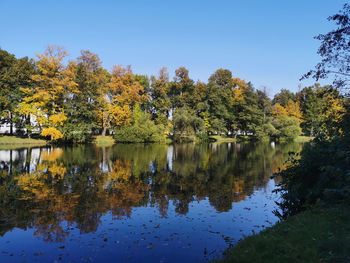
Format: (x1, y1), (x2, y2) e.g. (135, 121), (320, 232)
(0, 0), (346, 96)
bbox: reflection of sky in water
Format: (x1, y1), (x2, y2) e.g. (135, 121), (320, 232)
(0, 180), (278, 263)
(0, 143), (302, 262)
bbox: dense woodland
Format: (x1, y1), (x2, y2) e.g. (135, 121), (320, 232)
(0, 47), (346, 143)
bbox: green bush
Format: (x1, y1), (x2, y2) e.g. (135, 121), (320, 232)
(114, 105), (166, 143)
(63, 122), (94, 143)
(272, 116), (301, 141)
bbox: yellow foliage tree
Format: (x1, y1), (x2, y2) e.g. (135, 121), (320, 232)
(97, 65), (147, 135)
(272, 100), (303, 123)
(17, 46), (78, 141)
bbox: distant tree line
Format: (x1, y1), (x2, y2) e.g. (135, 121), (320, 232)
(0, 46), (345, 143)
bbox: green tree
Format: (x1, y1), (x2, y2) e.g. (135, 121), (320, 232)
(172, 107), (204, 142)
(272, 89), (296, 106)
(298, 84), (345, 137)
(64, 50), (109, 143)
(0, 49), (35, 135)
(207, 69), (233, 135)
(150, 68), (171, 124)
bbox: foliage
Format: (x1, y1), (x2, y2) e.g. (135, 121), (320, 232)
(0, 49), (35, 135)
(302, 3), (350, 89)
(298, 84), (345, 137)
(114, 104), (166, 143)
(276, 4), (350, 218)
(0, 46), (335, 144)
(172, 107), (204, 142)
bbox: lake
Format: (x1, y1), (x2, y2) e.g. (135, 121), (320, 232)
(0, 142), (302, 262)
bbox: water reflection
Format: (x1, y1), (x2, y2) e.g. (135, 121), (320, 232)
(0, 142), (302, 262)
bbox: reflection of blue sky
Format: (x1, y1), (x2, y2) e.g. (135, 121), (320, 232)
(0, 142), (301, 262)
(0, 179), (279, 263)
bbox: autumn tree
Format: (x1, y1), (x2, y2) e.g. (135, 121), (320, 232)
(17, 46), (78, 141)
(97, 65), (147, 136)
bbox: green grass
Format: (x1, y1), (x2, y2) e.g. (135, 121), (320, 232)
(209, 135), (237, 143)
(294, 135), (314, 143)
(216, 204), (350, 263)
(0, 136), (47, 149)
(94, 135), (115, 146)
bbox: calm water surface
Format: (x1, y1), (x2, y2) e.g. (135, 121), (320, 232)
(0, 142), (302, 262)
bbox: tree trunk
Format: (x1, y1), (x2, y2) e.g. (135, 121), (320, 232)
(9, 112), (13, 135)
(102, 127), (107, 136)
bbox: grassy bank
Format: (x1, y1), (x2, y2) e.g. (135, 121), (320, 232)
(0, 136), (47, 149)
(217, 204), (350, 263)
(209, 135), (236, 143)
(94, 135), (115, 146)
(294, 135), (314, 143)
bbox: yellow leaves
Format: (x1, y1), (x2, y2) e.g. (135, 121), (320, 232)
(110, 105), (132, 127)
(96, 65), (147, 132)
(232, 77), (248, 89)
(41, 127), (64, 140)
(41, 148), (63, 161)
(48, 163), (66, 180)
(232, 77), (248, 104)
(106, 160), (132, 183)
(19, 46), (77, 137)
(108, 65), (147, 105)
(49, 113), (67, 126)
(232, 86), (246, 103)
(324, 95), (345, 123)
(16, 173), (51, 199)
(285, 100), (303, 121)
(272, 103), (288, 116)
(273, 100), (303, 123)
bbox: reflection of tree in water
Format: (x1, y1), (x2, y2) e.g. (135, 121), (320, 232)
(0, 142), (302, 241)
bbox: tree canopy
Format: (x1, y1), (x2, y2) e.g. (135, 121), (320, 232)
(0, 46), (345, 143)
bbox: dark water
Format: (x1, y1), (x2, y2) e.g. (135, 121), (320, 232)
(0, 142), (302, 262)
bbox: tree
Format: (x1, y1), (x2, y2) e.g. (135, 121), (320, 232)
(64, 50), (108, 143)
(302, 3), (350, 89)
(231, 80), (265, 138)
(173, 107), (204, 142)
(17, 46), (78, 141)
(272, 89), (296, 106)
(114, 104), (166, 143)
(271, 100), (302, 141)
(150, 67), (171, 124)
(97, 65), (147, 136)
(168, 67), (195, 109)
(276, 4), (350, 217)
(298, 84), (345, 137)
(0, 49), (35, 135)
(207, 69), (233, 135)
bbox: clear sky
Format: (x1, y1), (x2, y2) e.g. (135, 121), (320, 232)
(0, 0), (347, 96)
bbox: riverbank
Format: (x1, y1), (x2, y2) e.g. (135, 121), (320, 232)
(217, 203), (350, 263)
(0, 136), (48, 149)
(94, 135), (115, 146)
(209, 135), (237, 143)
(294, 135), (314, 143)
